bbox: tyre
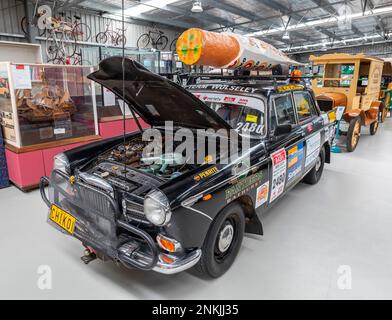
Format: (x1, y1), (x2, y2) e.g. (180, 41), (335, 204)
(137, 33), (150, 49)
(73, 22), (91, 42)
(155, 35), (168, 50)
(45, 33), (59, 59)
(380, 107), (388, 123)
(346, 117), (361, 152)
(21, 16), (28, 35)
(169, 38), (178, 51)
(303, 146), (325, 185)
(61, 31), (77, 57)
(370, 119), (379, 135)
(194, 202), (245, 278)
(96, 32), (108, 44)
(116, 34), (127, 46)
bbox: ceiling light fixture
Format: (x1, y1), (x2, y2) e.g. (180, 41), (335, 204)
(282, 31), (290, 40)
(191, 1), (203, 13)
(124, 0), (181, 16)
(283, 33), (383, 52)
(244, 5), (392, 37)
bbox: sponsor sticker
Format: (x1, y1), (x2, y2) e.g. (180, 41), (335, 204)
(194, 166), (219, 182)
(277, 84), (304, 93)
(255, 181), (269, 208)
(328, 111), (337, 123)
(321, 114), (329, 125)
(245, 114), (258, 123)
(305, 132), (321, 168)
(287, 142), (304, 182)
(270, 148), (287, 203)
(225, 171), (263, 203)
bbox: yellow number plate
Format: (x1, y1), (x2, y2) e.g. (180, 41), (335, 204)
(49, 204), (76, 235)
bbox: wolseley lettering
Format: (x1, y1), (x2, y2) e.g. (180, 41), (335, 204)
(210, 84), (258, 94)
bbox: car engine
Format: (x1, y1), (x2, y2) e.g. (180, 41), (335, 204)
(85, 136), (198, 195)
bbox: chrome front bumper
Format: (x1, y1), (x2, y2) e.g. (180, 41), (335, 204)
(40, 174), (201, 275)
(153, 249), (202, 275)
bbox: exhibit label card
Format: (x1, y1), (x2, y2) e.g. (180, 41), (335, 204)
(11, 65), (32, 89)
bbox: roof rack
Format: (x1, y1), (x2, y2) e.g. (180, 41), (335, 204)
(183, 73), (314, 90)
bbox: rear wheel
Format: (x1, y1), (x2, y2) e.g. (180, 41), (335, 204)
(155, 35), (168, 50)
(303, 146), (325, 185)
(346, 117), (361, 152)
(370, 119), (379, 135)
(381, 107), (388, 123)
(137, 33), (150, 49)
(194, 202), (245, 278)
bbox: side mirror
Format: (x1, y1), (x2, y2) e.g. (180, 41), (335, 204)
(275, 124), (292, 136)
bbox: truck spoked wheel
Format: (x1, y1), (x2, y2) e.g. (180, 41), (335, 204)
(370, 119), (379, 135)
(194, 202), (245, 278)
(346, 117), (361, 152)
(381, 108), (388, 123)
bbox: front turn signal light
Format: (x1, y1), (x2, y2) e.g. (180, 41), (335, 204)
(157, 234), (181, 253)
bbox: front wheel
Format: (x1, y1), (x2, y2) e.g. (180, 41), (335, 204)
(194, 202), (245, 278)
(303, 146), (325, 185)
(96, 32), (108, 44)
(346, 117), (361, 152)
(370, 119), (379, 135)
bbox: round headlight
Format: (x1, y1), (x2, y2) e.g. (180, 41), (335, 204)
(53, 153), (70, 174)
(144, 190), (171, 226)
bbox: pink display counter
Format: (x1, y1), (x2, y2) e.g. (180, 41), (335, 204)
(5, 135), (101, 191)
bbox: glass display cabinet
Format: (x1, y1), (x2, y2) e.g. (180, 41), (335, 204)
(0, 62), (98, 148)
(0, 62), (99, 191)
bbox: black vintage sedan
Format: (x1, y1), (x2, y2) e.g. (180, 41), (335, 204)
(40, 57), (336, 278)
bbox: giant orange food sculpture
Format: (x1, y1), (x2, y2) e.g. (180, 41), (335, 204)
(176, 28), (300, 70)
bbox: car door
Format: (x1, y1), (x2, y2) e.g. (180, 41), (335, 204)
(266, 92), (305, 205)
(292, 90), (324, 176)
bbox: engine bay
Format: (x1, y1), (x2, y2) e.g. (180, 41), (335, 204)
(86, 135), (200, 194)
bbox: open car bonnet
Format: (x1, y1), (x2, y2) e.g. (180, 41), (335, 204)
(88, 57), (231, 130)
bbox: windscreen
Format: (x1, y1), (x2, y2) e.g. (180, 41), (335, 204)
(192, 92), (266, 137)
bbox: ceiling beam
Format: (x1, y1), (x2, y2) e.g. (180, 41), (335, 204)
(366, 0), (387, 37)
(202, 0), (311, 44)
(258, 0), (341, 41)
(75, 1), (200, 30)
(310, 0), (363, 37)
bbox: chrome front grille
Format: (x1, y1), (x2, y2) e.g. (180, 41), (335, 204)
(123, 198), (149, 223)
(75, 182), (116, 219)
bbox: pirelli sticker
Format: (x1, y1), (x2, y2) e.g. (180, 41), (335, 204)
(194, 166), (219, 182)
(277, 85), (304, 93)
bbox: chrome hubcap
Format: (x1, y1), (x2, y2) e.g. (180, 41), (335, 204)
(315, 155), (322, 171)
(218, 224), (234, 253)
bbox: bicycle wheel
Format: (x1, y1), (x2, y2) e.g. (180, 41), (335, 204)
(73, 22), (91, 42)
(46, 31), (61, 59)
(155, 35), (168, 50)
(96, 32), (108, 44)
(169, 38), (178, 51)
(61, 31), (77, 57)
(116, 34), (127, 46)
(21, 16), (28, 35)
(137, 33), (150, 49)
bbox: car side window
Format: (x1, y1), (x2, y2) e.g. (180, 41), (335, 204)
(271, 94), (297, 131)
(293, 91), (317, 122)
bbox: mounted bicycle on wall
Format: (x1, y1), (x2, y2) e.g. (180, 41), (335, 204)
(137, 26), (169, 50)
(95, 23), (127, 46)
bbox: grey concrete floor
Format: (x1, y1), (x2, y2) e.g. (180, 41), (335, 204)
(1, 119), (392, 300)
